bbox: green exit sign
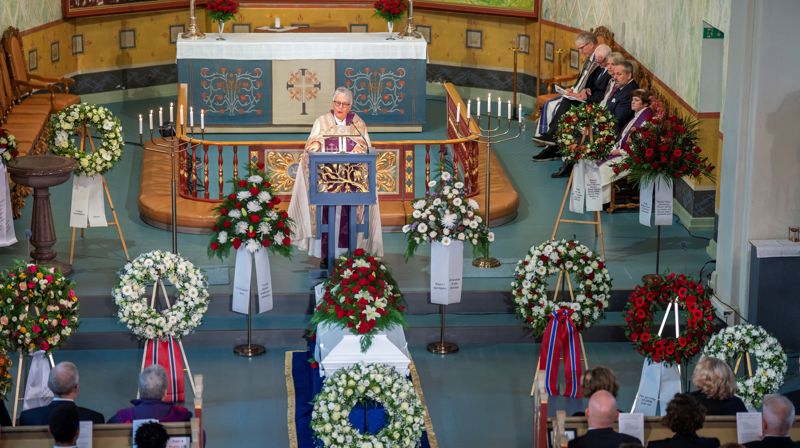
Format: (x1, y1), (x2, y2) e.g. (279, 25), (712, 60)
(703, 28), (724, 39)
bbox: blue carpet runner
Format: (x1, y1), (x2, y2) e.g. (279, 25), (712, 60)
(286, 350), (435, 448)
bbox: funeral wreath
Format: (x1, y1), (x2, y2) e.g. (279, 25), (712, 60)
(624, 273), (715, 366)
(113, 250), (210, 340)
(512, 239), (611, 336)
(311, 249), (406, 352)
(0, 128), (18, 166)
(312, 362), (425, 448)
(556, 103), (618, 162)
(402, 171), (493, 260)
(703, 323), (787, 407)
(208, 162), (292, 259)
(0, 261), (79, 354)
(49, 103), (124, 177)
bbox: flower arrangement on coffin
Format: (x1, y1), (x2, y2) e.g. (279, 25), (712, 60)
(0, 351), (11, 400)
(373, 0), (407, 22)
(0, 128), (18, 166)
(208, 162), (292, 259)
(206, 0), (238, 22)
(624, 273), (715, 366)
(402, 171), (493, 260)
(311, 248), (406, 352)
(312, 363), (425, 448)
(556, 103), (618, 162)
(703, 323), (787, 407)
(0, 262), (79, 354)
(612, 114), (715, 183)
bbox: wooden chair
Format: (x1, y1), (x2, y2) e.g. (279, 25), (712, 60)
(1, 27), (79, 112)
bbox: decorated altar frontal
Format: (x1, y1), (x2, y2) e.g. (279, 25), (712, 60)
(176, 33), (427, 133)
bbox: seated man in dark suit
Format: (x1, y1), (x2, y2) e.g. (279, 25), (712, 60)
(108, 365), (192, 423)
(19, 361), (104, 425)
(568, 390), (640, 448)
(49, 401), (80, 448)
(745, 394), (800, 447)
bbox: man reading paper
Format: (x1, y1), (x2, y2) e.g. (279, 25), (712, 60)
(288, 87), (384, 267)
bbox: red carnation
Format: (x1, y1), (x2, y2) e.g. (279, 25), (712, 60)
(249, 214), (260, 223)
(238, 179), (247, 188)
(640, 333), (651, 343)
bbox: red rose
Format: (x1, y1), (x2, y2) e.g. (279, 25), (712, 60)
(27, 265), (37, 273)
(238, 179), (247, 187)
(282, 237), (291, 246)
(640, 333), (651, 343)
(678, 337), (687, 347)
(41, 341), (50, 351)
(692, 169), (700, 177)
(247, 230), (256, 238)
(228, 193), (236, 201)
(280, 211), (289, 219)
(220, 207), (228, 216)
(673, 149), (682, 158)
(232, 238), (241, 249)
(354, 248), (365, 257)
(249, 214), (260, 223)
(32, 325), (41, 333)
(262, 239), (271, 247)
(273, 197), (281, 205)
(223, 220), (232, 229)
(310, 361), (319, 369)
(276, 221), (284, 229)
(210, 242), (220, 250)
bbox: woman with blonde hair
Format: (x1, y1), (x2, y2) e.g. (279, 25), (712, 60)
(690, 356), (747, 415)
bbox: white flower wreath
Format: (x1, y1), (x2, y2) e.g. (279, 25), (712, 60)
(49, 103), (124, 176)
(311, 363), (426, 448)
(112, 250), (210, 340)
(703, 323), (787, 407)
(511, 239), (611, 337)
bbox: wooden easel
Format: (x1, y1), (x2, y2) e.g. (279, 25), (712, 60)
(10, 304), (56, 426)
(550, 131), (606, 259)
(733, 352), (753, 379)
(138, 277), (196, 397)
(68, 124), (130, 264)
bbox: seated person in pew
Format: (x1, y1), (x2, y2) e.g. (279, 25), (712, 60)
(19, 361), (104, 425)
(745, 394), (799, 448)
(48, 402), (80, 448)
(568, 390), (640, 448)
(690, 357), (747, 416)
(288, 86), (384, 266)
(135, 421), (170, 448)
(107, 365), (192, 423)
(647, 393), (720, 448)
(598, 88), (654, 204)
(572, 365), (621, 416)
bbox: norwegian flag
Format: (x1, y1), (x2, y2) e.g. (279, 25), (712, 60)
(538, 309), (583, 398)
(144, 337), (185, 402)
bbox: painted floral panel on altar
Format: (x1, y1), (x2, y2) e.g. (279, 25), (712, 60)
(179, 59), (271, 126)
(337, 59), (426, 125)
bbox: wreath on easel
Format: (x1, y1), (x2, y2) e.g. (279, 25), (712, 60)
(512, 239), (611, 336)
(624, 273), (715, 366)
(703, 323), (787, 407)
(556, 103), (617, 161)
(49, 103), (124, 176)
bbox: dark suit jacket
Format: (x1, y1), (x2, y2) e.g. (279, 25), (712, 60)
(606, 80), (639, 133)
(689, 390), (747, 416)
(648, 433), (720, 448)
(1, 401), (11, 426)
(587, 68), (613, 104)
(784, 390), (800, 414)
(745, 436), (800, 447)
(568, 427), (640, 448)
(18, 400), (105, 425)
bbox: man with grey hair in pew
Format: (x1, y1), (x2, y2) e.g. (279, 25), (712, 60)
(745, 394), (799, 447)
(568, 390), (639, 448)
(19, 361), (104, 425)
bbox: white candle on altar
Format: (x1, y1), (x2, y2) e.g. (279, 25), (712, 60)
(138, 114), (143, 134)
(456, 103), (460, 123)
(487, 93), (491, 114)
(477, 98), (481, 117)
(275, 17), (281, 28)
(158, 107), (163, 127)
(467, 100), (471, 121)
(149, 110), (153, 130)
(169, 102), (174, 123)
(190, 0), (195, 18)
(507, 100), (511, 119)
(518, 104), (523, 123)
(189, 106), (194, 127)
(497, 97), (502, 117)
(179, 105), (184, 126)
(200, 109), (205, 130)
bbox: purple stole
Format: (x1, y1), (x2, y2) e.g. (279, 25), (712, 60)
(321, 111), (357, 251)
(619, 107), (653, 148)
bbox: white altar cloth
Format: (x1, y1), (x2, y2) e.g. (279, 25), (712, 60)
(176, 33), (427, 61)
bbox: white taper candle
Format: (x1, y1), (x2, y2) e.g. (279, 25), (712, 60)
(138, 114), (143, 134)
(467, 100), (471, 120)
(189, 106), (194, 128)
(456, 103), (460, 123)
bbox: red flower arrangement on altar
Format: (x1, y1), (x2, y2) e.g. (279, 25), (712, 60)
(0, 262), (79, 354)
(206, 0), (238, 22)
(613, 114), (715, 183)
(373, 0), (407, 22)
(0, 128), (18, 166)
(311, 249), (406, 352)
(624, 273), (715, 366)
(208, 162), (292, 259)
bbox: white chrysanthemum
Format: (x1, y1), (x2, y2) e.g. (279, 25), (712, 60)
(258, 221), (271, 234)
(257, 191), (271, 202)
(441, 212), (457, 228)
(246, 201), (262, 213)
(248, 175), (263, 184)
(228, 209), (242, 219)
(245, 239), (260, 253)
(235, 221), (248, 234)
(412, 199), (426, 209)
(441, 236), (452, 245)
(237, 191), (252, 200)
(412, 210), (422, 219)
(402, 224), (411, 233)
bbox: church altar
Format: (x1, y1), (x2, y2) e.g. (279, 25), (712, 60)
(176, 33), (427, 132)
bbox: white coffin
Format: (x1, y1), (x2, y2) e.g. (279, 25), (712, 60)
(313, 283), (410, 377)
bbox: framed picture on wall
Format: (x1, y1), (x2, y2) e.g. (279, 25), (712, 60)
(72, 34), (84, 55)
(169, 25), (184, 44)
(119, 29), (136, 49)
(62, 0), (190, 18)
(544, 41), (554, 62)
(28, 49), (37, 71)
(569, 48), (580, 70)
(416, 0), (536, 18)
(517, 34), (530, 54)
(466, 29), (482, 49)
(232, 24), (251, 33)
(350, 24), (368, 33)
(417, 25), (432, 44)
(51, 41), (60, 63)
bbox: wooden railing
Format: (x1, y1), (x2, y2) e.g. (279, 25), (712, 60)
(175, 83), (480, 204)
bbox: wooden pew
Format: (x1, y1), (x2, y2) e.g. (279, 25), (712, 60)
(0, 420), (198, 448)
